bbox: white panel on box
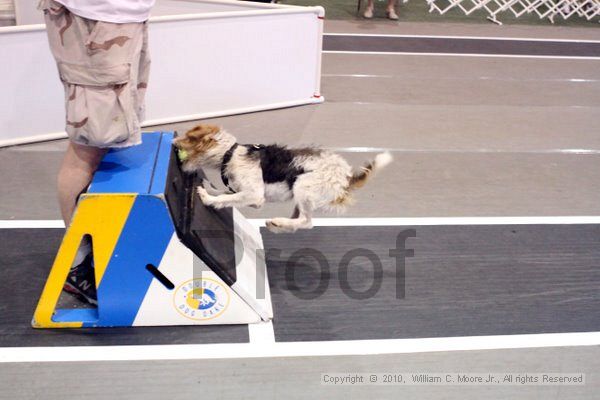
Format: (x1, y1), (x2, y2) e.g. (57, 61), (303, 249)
(232, 208), (273, 320)
(133, 233), (263, 326)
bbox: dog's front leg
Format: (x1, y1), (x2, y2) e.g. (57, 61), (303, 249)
(202, 179), (227, 196)
(197, 186), (264, 209)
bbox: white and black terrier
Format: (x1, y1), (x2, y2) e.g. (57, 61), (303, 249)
(174, 124), (392, 233)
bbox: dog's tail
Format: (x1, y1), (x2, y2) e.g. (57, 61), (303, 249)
(347, 152), (393, 191)
(329, 152), (392, 209)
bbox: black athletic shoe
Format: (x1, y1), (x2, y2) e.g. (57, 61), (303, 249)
(63, 253), (98, 305)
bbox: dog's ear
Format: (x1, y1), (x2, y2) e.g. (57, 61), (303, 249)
(203, 125), (221, 137)
(186, 124), (207, 139)
(193, 133), (218, 153)
(187, 124), (221, 139)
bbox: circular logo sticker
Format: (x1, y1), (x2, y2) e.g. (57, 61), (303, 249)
(173, 278), (230, 321)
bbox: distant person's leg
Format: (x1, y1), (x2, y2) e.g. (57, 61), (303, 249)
(364, 0), (398, 19)
(363, 0), (374, 18)
(386, 0), (399, 19)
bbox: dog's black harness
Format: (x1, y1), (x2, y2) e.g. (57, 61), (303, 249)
(220, 143), (238, 191)
(220, 143), (265, 192)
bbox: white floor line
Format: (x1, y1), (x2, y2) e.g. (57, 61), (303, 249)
(345, 103), (598, 109)
(3, 216), (600, 230)
(324, 33), (600, 44)
(248, 320), (276, 344)
(249, 216), (600, 229)
(1, 331), (598, 363)
(324, 51), (600, 61)
(0, 220), (64, 229)
(326, 147), (600, 155)
(322, 74), (600, 83)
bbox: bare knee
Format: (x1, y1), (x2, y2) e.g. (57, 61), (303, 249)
(68, 143), (106, 169)
(60, 143), (106, 178)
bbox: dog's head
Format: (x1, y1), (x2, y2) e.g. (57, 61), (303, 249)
(174, 124), (236, 171)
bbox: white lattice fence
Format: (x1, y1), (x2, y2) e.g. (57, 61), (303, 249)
(427, 0), (600, 24)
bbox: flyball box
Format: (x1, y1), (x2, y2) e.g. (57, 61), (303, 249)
(33, 132), (273, 328)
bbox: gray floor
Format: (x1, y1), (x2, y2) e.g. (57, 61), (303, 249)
(1, 20), (599, 399)
(323, 34), (600, 56)
(1, 347), (599, 400)
(3, 54), (600, 219)
(324, 20), (600, 40)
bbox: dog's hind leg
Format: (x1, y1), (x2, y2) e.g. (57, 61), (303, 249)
(291, 206), (300, 219)
(266, 202), (313, 233)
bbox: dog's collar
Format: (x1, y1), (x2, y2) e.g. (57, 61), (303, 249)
(220, 143), (239, 191)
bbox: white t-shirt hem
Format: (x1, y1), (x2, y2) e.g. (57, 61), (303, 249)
(54, 0), (153, 23)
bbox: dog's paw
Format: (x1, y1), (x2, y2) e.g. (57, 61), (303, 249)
(265, 220), (283, 233)
(266, 219), (295, 234)
(210, 202), (227, 209)
(196, 186), (212, 205)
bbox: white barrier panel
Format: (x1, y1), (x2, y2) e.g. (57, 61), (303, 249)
(1, 0), (324, 147)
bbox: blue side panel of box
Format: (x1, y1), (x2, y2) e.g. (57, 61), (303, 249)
(82, 195), (175, 327)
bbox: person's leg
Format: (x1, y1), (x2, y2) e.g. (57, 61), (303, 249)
(364, 0), (375, 18)
(57, 142), (106, 305)
(57, 142), (107, 226)
(41, 2), (147, 304)
(386, 0), (399, 19)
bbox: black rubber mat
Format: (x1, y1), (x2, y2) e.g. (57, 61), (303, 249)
(323, 35), (600, 57)
(2, 225), (599, 347)
(0, 229), (249, 347)
(262, 224), (600, 342)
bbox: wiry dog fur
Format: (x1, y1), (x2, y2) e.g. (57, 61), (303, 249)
(174, 124), (392, 233)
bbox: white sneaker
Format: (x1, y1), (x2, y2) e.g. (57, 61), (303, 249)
(363, 7), (374, 18)
(386, 8), (399, 19)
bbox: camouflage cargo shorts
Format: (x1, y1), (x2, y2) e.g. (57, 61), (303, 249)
(39, 0), (150, 148)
